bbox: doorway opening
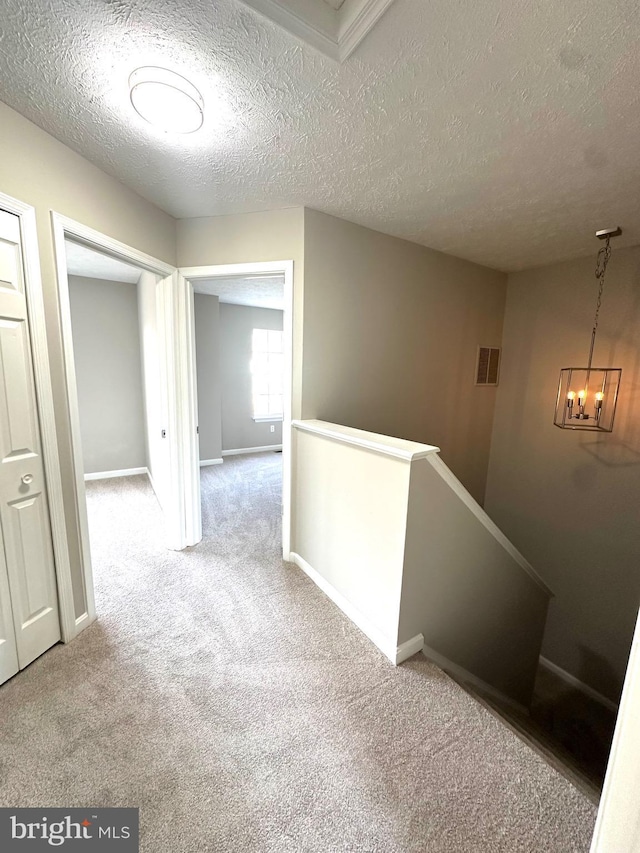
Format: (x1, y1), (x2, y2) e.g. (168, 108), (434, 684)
(181, 262), (294, 559)
(50, 213), (200, 641)
(62, 239), (173, 611)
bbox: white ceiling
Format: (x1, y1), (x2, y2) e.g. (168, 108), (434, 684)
(1, 0), (639, 271)
(64, 240), (142, 283)
(193, 275), (284, 310)
(324, 0), (346, 8)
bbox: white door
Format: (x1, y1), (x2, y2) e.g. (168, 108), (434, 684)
(138, 271), (183, 547)
(0, 209), (60, 679)
(157, 272), (193, 550)
(0, 528), (19, 683)
(180, 274), (201, 547)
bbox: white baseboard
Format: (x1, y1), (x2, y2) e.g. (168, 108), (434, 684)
(84, 467), (148, 481)
(199, 458), (223, 467)
(289, 551), (402, 665)
(222, 445), (283, 456)
(422, 642), (529, 716)
(396, 634), (425, 664)
(539, 656), (618, 714)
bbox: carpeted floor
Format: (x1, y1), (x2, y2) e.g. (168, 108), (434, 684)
(0, 453), (597, 851)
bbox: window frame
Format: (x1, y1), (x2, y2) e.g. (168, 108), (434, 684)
(251, 327), (284, 421)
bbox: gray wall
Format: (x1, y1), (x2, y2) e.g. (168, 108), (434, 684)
(68, 275), (146, 474)
(302, 209), (507, 503)
(194, 293), (222, 461)
(178, 208), (507, 501)
(220, 303), (284, 451)
(401, 457), (550, 706)
(484, 246), (640, 702)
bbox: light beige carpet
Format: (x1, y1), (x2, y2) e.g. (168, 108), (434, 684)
(0, 453), (597, 851)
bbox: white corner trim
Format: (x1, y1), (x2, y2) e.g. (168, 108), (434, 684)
(289, 552), (399, 664)
(422, 643), (530, 716)
(84, 467), (148, 481)
(396, 634), (425, 665)
(222, 445), (283, 456)
(292, 419), (440, 462)
(237, 0), (396, 62)
(539, 656), (619, 714)
(426, 454), (553, 597)
(199, 458), (224, 467)
(238, 0), (339, 59)
(338, 0), (396, 60)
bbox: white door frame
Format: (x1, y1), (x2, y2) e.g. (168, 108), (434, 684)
(590, 606), (640, 852)
(50, 213), (193, 635)
(178, 272), (202, 546)
(0, 192), (76, 641)
(180, 261), (294, 559)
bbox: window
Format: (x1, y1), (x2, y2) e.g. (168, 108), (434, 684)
(251, 329), (284, 420)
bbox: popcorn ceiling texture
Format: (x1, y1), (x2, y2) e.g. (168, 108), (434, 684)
(194, 275), (285, 310)
(0, 0), (639, 270)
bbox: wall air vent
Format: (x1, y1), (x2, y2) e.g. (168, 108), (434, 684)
(476, 346), (501, 386)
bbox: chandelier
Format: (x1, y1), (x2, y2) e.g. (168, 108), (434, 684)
(554, 227), (622, 432)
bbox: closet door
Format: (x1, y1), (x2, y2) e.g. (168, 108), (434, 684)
(0, 209), (60, 675)
(0, 531), (19, 684)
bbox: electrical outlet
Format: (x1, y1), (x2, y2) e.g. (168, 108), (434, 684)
(270, 424), (275, 433)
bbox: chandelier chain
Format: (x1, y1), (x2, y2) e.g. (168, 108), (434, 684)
(593, 235), (611, 338)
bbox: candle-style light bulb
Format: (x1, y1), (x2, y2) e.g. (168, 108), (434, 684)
(595, 391), (604, 415)
(595, 391), (604, 401)
(567, 391), (576, 401)
(578, 389), (586, 401)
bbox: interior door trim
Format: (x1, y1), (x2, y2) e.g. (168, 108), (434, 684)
(180, 260), (294, 559)
(0, 192), (74, 641)
(50, 212), (186, 637)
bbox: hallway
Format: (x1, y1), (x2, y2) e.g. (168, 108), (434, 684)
(0, 454), (596, 851)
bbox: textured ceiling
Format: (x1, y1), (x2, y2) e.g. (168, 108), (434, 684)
(1, 0), (639, 270)
(65, 240), (142, 283)
(193, 275), (284, 310)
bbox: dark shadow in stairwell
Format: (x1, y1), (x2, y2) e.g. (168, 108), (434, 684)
(531, 647), (619, 788)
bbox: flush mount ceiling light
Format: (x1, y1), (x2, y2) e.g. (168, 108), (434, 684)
(129, 67), (204, 134)
(554, 227), (622, 432)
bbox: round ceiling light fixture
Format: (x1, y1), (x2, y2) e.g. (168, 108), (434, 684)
(129, 66), (204, 134)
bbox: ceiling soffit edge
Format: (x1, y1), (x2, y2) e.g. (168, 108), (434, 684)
(236, 0), (396, 61)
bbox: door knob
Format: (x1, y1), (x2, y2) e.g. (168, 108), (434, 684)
(21, 474), (33, 485)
